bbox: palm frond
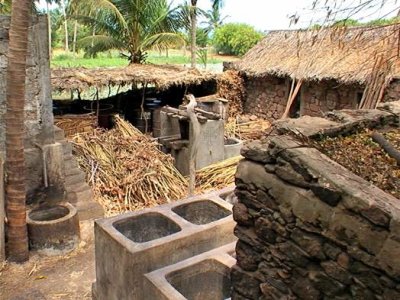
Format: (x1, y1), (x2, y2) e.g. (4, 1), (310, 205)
(142, 32), (185, 51)
(78, 34), (124, 52)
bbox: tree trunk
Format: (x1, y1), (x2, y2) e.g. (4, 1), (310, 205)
(46, 2), (52, 58)
(190, 1), (197, 68)
(73, 20), (78, 56)
(6, 0), (31, 263)
(62, 0), (69, 52)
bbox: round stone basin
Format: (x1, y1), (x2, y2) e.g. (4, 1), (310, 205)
(27, 202), (80, 254)
(113, 212), (181, 243)
(172, 200), (231, 225)
(29, 205), (69, 222)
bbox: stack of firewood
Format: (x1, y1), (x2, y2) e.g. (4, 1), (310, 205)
(217, 70), (246, 117)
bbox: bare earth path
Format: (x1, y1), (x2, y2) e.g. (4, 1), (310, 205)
(0, 221), (95, 300)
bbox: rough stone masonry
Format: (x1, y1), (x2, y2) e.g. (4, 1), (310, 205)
(231, 105), (400, 299)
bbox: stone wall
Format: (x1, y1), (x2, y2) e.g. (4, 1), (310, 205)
(0, 15), (54, 151)
(231, 108), (400, 299)
(243, 76), (288, 120)
(301, 80), (362, 117)
(243, 76), (363, 120)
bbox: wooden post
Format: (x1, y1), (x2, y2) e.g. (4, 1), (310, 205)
(281, 79), (303, 119)
(0, 158), (5, 262)
(186, 95), (200, 196)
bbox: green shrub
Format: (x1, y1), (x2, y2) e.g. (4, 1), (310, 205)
(212, 23), (263, 56)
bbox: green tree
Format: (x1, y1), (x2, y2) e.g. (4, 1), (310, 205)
(332, 18), (361, 27)
(213, 23), (263, 56)
(0, 0), (11, 14)
(74, 0), (183, 63)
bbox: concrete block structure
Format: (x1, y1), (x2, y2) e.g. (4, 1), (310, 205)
(145, 242), (236, 300)
(92, 188), (236, 300)
(0, 15), (102, 220)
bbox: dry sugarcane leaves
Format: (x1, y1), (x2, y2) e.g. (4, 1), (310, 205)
(72, 115), (188, 216)
(314, 128), (400, 199)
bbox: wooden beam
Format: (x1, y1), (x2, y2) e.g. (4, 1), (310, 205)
(194, 108), (221, 120)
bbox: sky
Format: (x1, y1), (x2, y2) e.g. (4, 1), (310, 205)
(38, 0), (400, 31)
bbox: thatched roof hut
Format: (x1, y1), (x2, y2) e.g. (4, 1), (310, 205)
(51, 64), (218, 93)
(232, 25), (400, 84)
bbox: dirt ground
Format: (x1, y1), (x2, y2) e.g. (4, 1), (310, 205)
(0, 221), (95, 300)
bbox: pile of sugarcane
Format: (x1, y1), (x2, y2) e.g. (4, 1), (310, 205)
(72, 115), (188, 216)
(225, 116), (271, 141)
(55, 114), (97, 138)
(196, 156), (242, 193)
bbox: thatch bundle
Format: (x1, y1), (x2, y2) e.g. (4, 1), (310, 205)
(225, 116), (271, 141)
(233, 25), (400, 84)
(72, 115), (188, 216)
(217, 70), (246, 117)
(195, 156), (242, 193)
(52, 64), (218, 93)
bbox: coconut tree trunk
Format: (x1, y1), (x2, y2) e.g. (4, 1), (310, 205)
(190, 0), (197, 68)
(62, 0), (69, 52)
(6, 0), (31, 263)
(73, 20), (78, 56)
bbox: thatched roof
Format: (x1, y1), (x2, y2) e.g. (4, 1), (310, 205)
(51, 64), (217, 92)
(232, 25), (400, 84)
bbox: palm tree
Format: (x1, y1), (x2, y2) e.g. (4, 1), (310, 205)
(202, 4), (228, 33)
(75, 0), (183, 64)
(5, 0), (31, 263)
(189, 0), (224, 67)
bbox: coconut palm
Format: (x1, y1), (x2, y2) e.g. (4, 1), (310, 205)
(189, 0), (224, 67)
(5, 0), (31, 263)
(74, 0), (183, 64)
(202, 4), (228, 33)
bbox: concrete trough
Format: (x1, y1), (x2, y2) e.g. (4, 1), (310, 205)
(145, 243), (236, 300)
(93, 192), (236, 300)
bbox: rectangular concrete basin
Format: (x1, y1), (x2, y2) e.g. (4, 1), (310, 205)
(113, 212), (181, 243)
(93, 193), (235, 300)
(145, 243), (236, 300)
(167, 259), (231, 300)
(172, 200), (231, 225)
